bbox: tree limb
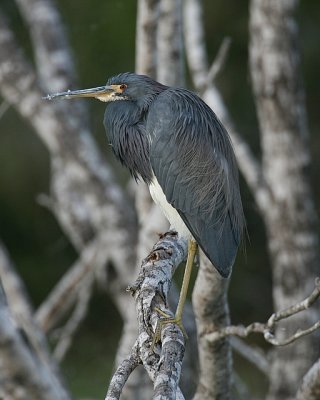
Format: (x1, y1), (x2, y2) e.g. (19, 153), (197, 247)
(106, 232), (187, 399)
(192, 253), (232, 400)
(105, 342), (141, 400)
(206, 278), (320, 346)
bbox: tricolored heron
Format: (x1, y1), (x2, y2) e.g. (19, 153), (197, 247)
(44, 72), (245, 338)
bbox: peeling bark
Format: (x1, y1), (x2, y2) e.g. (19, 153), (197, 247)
(249, 0), (320, 398)
(106, 232), (188, 399)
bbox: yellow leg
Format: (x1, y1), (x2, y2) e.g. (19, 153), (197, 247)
(176, 239), (198, 322)
(153, 239), (198, 346)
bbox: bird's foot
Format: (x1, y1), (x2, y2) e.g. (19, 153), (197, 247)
(152, 307), (187, 349)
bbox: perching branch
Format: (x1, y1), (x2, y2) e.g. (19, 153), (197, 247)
(206, 278), (320, 346)
(106, 232), (187, 400)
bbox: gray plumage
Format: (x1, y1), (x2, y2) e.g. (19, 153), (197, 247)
(103, 72), (245, 278)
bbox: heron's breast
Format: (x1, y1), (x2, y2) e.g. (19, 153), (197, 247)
(149, 176), (192, 239)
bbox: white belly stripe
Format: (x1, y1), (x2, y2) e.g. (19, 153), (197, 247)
(149, 176), (192, 240)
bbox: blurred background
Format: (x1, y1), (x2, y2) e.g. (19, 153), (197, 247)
(0, 0), (319, 398)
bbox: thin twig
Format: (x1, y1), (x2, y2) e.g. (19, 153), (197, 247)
(207, 37), (232, 83)
(53, 275), (94, 362)
(206, 278), (320, 346)
(36, 235), (109, 333)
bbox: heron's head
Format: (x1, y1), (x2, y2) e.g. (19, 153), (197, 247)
(43, 72), (165, 104)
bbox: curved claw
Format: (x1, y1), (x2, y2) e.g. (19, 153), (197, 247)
(152, 307), (188, 349)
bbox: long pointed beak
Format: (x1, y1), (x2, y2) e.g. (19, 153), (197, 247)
(43, 85), (115, 101)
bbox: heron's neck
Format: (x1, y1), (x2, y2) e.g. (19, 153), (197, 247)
(103, 100), (153, 183)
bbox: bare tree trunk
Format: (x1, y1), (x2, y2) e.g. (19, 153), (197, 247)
(135, 0), (159, 77)
(192, 253), (231, 400)
(157, 0), (184, 86)
(249, 1), (320, 398)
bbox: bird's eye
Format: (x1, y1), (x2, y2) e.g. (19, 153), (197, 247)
(120, 84), (127, 90)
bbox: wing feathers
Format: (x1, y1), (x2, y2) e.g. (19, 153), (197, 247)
(148, 88), (245, 275)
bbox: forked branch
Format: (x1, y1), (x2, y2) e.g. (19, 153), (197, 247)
(206, 278), (320, 346)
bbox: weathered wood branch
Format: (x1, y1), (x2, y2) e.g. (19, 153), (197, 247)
(206, 278), (320, 346)
(192, 253), (232, 400)
(105, 342), (141, 400)
(106, 232), (187, 399)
